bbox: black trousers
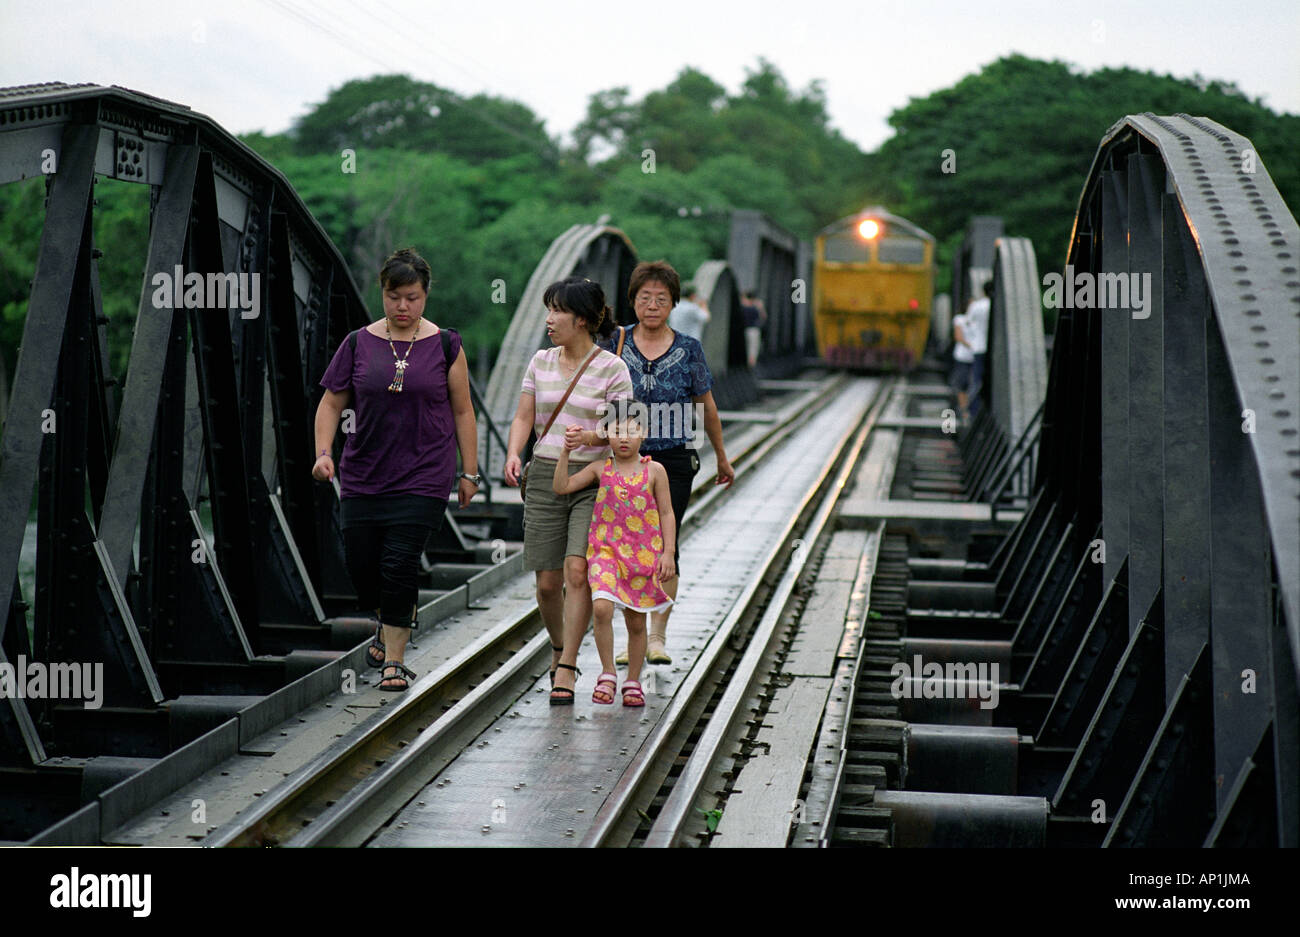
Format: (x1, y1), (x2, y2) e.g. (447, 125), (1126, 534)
(342, 522), (438, 628)
(646, 445), (699, 564)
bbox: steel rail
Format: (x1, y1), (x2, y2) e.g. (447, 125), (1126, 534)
(642, 379), (892, 846)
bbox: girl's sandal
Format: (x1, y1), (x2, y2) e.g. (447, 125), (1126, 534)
(378, 661), (415, 692)
(592, 672), (618, 705)
(550, 662), (581, 706)
(549, 644), (564, 687)
(621, 680), (645, 708)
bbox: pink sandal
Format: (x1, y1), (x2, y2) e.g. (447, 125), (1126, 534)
(622, 680), (645, 707)
(592, 672), (617, 705)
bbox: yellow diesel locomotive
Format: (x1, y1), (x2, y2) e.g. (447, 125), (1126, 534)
(813, 207), (935, 370)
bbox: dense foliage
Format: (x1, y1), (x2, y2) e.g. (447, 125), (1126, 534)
(1, 56), (1295, 388)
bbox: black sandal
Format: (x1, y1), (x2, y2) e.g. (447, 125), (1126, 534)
(366, 622), (385, 669)
(549, 662), (581, 706)
(378, 661), (416, 692)
(549, 643), (564, 687)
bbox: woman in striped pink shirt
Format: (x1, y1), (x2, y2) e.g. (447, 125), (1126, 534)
(503, 278), (633, 703)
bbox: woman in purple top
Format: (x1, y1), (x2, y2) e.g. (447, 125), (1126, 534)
(313, 248), (480, 691)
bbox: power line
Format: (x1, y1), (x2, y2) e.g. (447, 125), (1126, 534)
(257, 0), (559, 162)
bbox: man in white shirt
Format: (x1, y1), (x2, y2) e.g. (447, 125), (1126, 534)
(964, 282), (992, 418)
(669, 283), (710, 342)
(951, 310), (975, 419)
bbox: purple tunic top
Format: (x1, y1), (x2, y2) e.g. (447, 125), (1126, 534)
(319, 326), (462, 500)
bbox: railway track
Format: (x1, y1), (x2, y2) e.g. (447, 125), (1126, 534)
(197, 375), (853, 847)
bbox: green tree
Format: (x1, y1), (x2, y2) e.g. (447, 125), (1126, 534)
(292, 74), (558, 165)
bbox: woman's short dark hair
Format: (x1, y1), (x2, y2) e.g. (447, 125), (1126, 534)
(543, 276), (614, 338)
(379, 247), (431, 292)
(628, 261), (680, 307)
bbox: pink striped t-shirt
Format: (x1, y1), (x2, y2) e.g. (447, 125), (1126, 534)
(521, 346), (633, 461)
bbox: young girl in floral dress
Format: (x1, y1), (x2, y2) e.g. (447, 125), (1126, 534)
(551, 411), (676, 706)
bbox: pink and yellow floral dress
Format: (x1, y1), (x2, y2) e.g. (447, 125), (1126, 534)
(586, 456), (674, 613)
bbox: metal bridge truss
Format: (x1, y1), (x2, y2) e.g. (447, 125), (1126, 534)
(0, 84), (509, 821)
(914, 114), (1298, 846)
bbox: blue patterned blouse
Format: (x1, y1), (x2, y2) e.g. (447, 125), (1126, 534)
(599, 324), (714, 452)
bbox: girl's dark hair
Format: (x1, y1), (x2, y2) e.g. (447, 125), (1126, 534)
(542, 276), (615, 338)
(379, 247), (431, 292)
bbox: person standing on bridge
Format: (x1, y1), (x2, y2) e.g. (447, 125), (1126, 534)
(740, 290), (766, 368)
(571, 261), (734, 666)
(965, 280), (993, 419)
(502, 277), (633, 703)
(552, 409), (676, 706)
(312, 247), (480, 692)
(668, 282), (710, 342)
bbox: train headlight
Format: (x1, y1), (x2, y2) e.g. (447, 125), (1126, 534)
(858, 219), (880, 239)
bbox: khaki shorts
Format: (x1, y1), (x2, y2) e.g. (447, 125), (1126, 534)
(522, 457), (599, 571)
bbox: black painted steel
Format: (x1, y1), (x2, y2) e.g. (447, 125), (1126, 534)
(836, 114), (1297, 848)
(0, 85), (373, 793)
(726, 210), (812, 375)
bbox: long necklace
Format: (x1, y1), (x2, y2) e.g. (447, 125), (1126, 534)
(385, 318), (419, 392)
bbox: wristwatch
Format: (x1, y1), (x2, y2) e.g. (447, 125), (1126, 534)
(459, 472), (482, 485)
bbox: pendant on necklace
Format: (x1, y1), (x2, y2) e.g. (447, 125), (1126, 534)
(388, 358), (409, 393)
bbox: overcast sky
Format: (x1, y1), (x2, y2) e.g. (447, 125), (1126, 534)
(2, 0), (1297, 152)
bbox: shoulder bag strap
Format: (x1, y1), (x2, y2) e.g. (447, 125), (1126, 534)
(439, 328), (453, 377)
(615, 325), (626, 358)
(537, 345), (600, 444)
